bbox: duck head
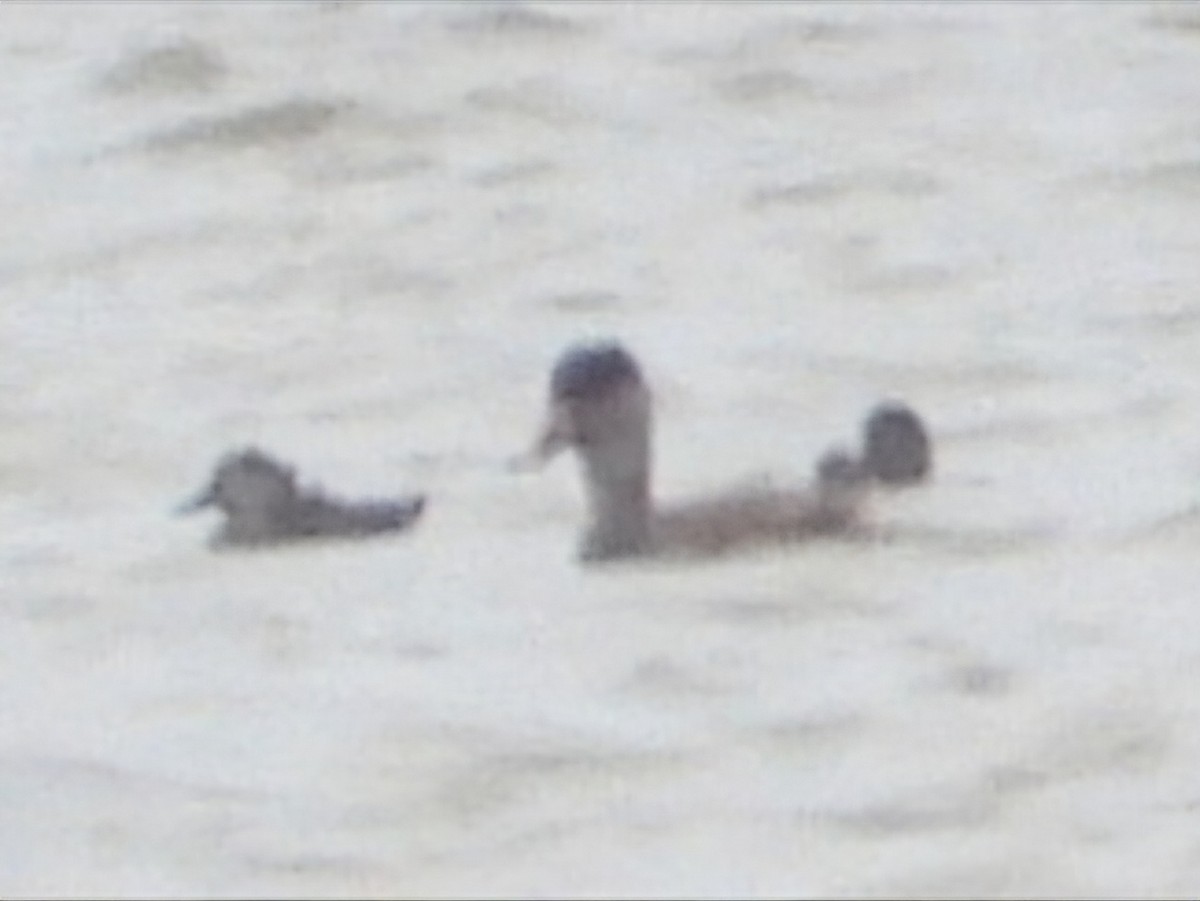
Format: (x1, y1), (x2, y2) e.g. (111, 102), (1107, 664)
(532, 341), (652, 472)
(861, 401), (932, 486)
(178, 447), (298, 517)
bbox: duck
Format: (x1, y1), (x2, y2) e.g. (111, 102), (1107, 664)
(522, 340), (931, 562)
(178, 447), (426, 549)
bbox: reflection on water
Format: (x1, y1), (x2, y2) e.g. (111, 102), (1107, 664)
(4, 1), (1200, 896)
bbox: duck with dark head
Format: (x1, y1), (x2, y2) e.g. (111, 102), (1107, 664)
(522, 340), (932, 563)
(178, 447), (426, 549)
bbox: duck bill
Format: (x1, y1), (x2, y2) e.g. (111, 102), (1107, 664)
(538, 399), (580, 459)
(510, 401), (575, 472)
(175, 485), (216, 515)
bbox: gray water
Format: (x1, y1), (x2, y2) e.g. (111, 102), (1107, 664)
(4, 2), (1200, 896)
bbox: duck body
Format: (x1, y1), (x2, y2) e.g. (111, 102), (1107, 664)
(179, 448), (426, 549)
(528, 341), (930, 563)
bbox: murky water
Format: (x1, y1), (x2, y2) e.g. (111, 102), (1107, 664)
(4, 2), (1200, 896)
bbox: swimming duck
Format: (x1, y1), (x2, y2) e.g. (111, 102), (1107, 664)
(178, 447), (426, 549)
(523, 340), (931, 562)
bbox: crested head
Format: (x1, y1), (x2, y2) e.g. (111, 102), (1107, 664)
(861, 401), (931, 486)
(550, 340), (644, 402)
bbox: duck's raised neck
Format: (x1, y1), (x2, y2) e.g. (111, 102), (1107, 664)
(576, 397), (653, 560)
(533, 340), (655, 560)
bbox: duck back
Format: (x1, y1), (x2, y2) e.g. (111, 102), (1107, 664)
(288, 494), (427, 539)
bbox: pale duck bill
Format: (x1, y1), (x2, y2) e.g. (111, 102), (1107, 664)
(175, 483), (217, 515)
(509, 400), (577, 472)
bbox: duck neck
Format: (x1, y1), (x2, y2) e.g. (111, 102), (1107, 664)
(579, 436), (652, 560)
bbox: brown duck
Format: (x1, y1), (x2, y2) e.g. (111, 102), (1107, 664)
(523, 340), (931, 562)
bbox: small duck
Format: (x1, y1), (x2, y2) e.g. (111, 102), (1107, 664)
(522, 340), (932, 562)
(178, 447), (426, 549)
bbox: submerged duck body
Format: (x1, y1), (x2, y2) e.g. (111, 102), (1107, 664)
(179, 447), (426, 549)
(527, 340), (932, 563)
